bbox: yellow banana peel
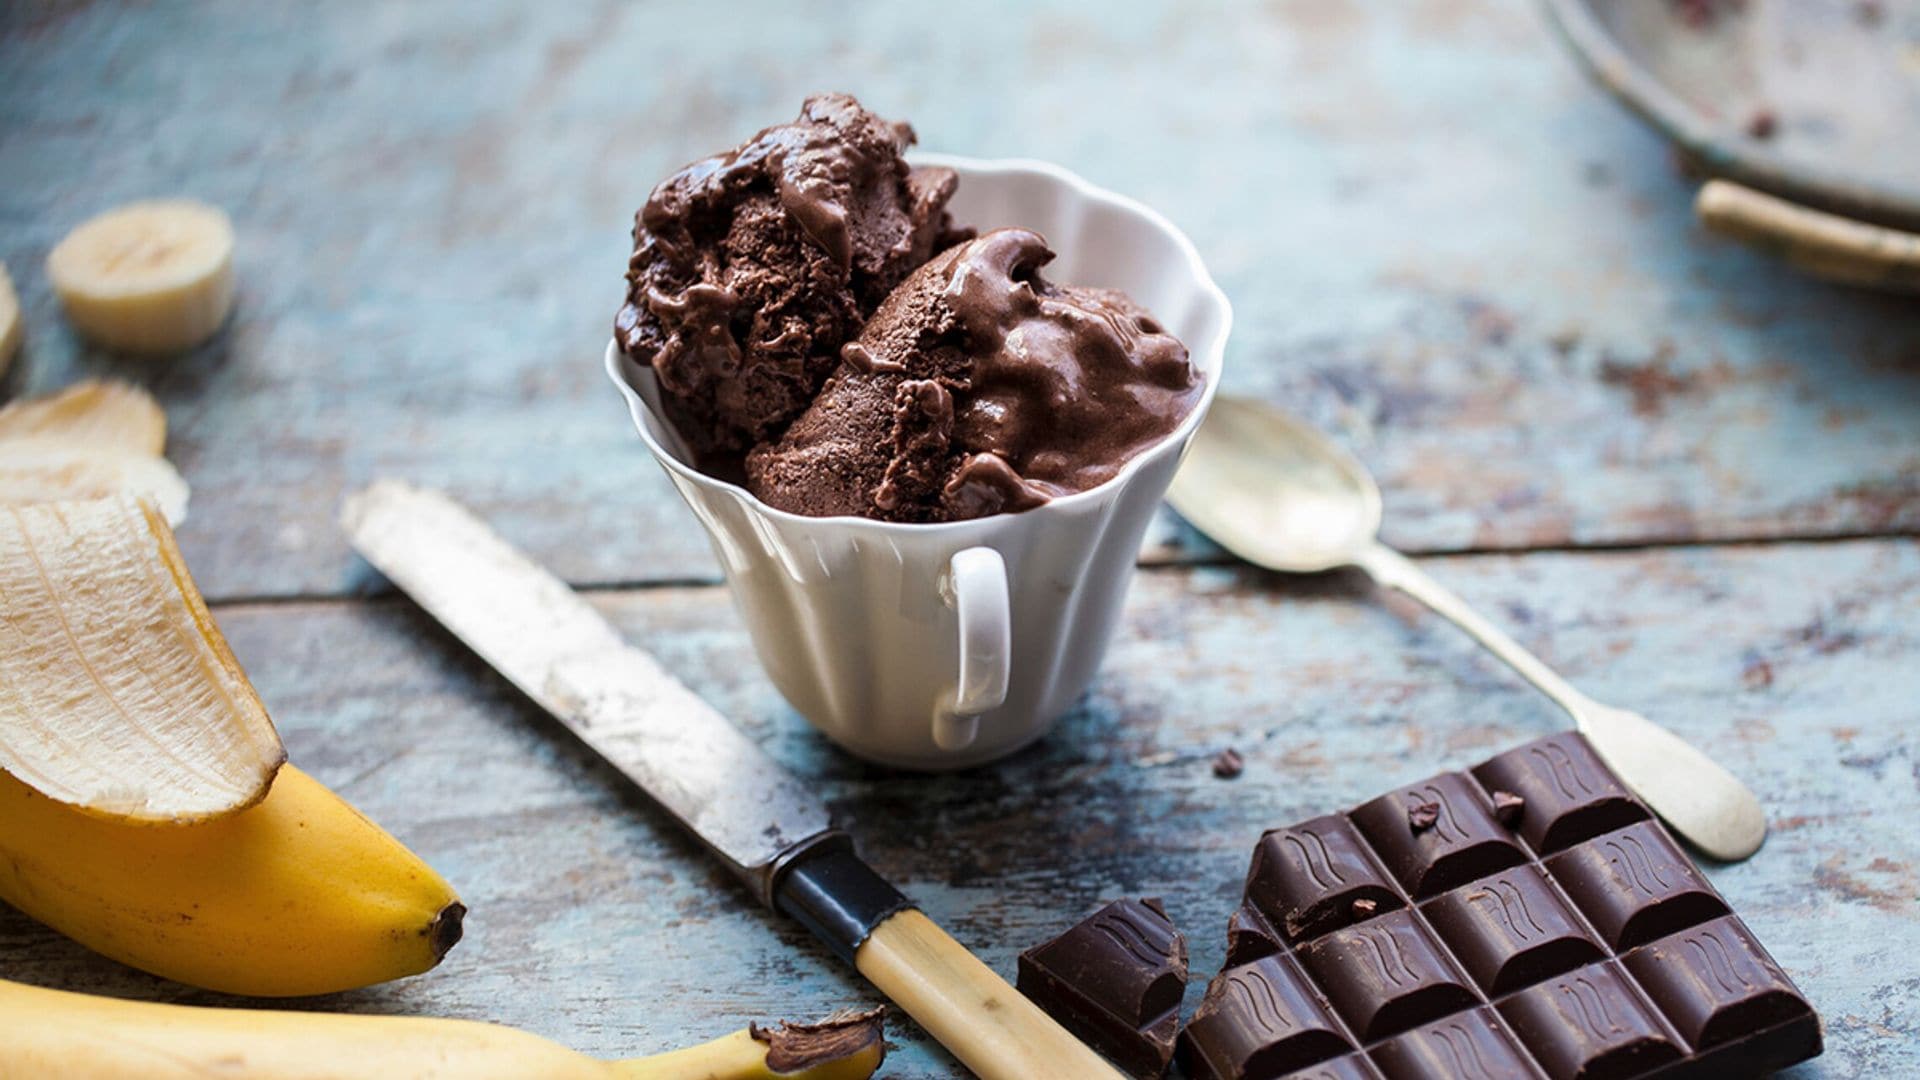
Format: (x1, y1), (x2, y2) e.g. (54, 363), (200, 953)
(0, 763), (462, 997)
(0, 979), (887, 1080)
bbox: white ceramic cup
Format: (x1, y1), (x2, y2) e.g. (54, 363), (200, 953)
(607, 155), (1230, 769)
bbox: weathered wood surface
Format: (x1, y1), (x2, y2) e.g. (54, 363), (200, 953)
(4, 547), (1914, 1077)
(3, 1), (1919, 600)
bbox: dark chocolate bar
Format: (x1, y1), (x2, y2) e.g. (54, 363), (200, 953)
(1181, 733), (1820, 1079)
(1016, 897), (1188, 1077)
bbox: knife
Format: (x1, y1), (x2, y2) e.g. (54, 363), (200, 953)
(341, 480), (1122, 1080)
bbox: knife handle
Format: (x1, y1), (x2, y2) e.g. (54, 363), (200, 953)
(775, 840), (1124, 1080)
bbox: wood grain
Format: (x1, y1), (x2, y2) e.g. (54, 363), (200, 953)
(2, 547), (1911, 1077)
(1, 2), (1917, 600)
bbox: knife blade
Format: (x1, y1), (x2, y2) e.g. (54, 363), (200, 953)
(340, 479), (827, 902)
(341, 480), (1122, 1080)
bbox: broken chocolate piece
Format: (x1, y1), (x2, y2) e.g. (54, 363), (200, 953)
(1213, 748), (1245, 779)
(1017, 897), (1187, 1077)
(748, 1006), (887, 1074)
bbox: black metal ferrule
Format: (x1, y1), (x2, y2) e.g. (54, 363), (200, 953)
(771, 832), (914, 965)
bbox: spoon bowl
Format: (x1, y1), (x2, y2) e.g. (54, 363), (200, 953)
(1169, 396), (1381, 572)
(1167, 395), (1767, 862)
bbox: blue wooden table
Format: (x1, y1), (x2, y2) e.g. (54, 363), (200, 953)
(2, 3), (1915, 1076)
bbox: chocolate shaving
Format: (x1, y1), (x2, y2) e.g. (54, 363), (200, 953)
(1212, 748), (1245, 780)
(750, 1005), (887, 1074)
(1492, 790), (1526, 828)
(1408, 801), (1441, 832)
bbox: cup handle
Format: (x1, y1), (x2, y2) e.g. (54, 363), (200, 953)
(934, 546), (1010, 751)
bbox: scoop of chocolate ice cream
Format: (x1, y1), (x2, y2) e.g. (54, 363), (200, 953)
(745, 228), (1203, 522)
(615, 94), (966, 463)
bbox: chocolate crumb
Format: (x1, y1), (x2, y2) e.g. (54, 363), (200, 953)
(1747, 108), (1778, 139)
(750, 1006), (887, 1073)
(1858, 0), (1884, 26)
(1212, 748), (1245, 780)
(1351, 898), (1379, 919)
(1409, 801), (1441, 832)
(1492, 790), (1526, 828)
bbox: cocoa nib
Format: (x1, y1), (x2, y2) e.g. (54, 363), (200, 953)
(750, 1006), (887, 1073)
(1492, 790), (1526, 828)
(1408, 801), (1441, 832)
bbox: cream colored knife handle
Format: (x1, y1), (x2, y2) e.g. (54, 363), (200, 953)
(856, 909), (1125, 1080)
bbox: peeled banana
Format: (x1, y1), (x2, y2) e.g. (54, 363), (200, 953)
(0, 497), (277, 820)
(0, 979), (886, 1080)
(46, 199), (235, 353)
(0, 380), (187, 521)
(0, 263), (21, 374)
(0, 762), (463, 997)
(0, 379), (167, 454)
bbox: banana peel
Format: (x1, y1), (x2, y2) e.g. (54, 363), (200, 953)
(0, 497), (282, 821)
(0, 979), (887, 1080)
(0, 763), (461, 996)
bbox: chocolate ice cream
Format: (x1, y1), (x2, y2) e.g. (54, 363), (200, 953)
(744, 228), (1203, 522)
(615, 94), (965, 462)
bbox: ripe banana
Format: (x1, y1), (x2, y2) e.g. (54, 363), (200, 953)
(0, 381), (186, 520)
(0, 497), (274, 819)
(0, 379), (167, 454)
(0, 263), (21, 374)
(0, 442), (189, 522)
(45, 199), (235, 353)
(0, 979), (887, 1080)
(0, 762), (463, 997)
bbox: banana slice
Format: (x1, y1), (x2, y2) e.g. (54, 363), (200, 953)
(0, 497), (283, 822)
(0, 379), (167, 455)
(0, 264), (21, 375)
(0, 439), (188, 523)
(46, 200), (235, 354)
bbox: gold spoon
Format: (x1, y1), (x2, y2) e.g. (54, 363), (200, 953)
(1167, 395), (1766, 862)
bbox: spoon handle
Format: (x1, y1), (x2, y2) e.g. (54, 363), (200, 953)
(1352, 542), (1766, 862)
(1353, 543), (1593, 716)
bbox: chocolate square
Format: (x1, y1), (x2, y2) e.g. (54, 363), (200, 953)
(1297, 908), (1481, 1042)
(1545, 821), (1729, 949)
(1367, 1007), (1541, 1079)
(1178, 954), (1355, 1080)
(1278, 1054), (1387, 1079)
(1472, 735), (1649, 853)
(1623, 915), (1819, 1049)
(1244, 814), (1407, 944)
(1351, 773), (1529, 898)
(1422, 865), (1605, 995)
(1497, 962), (1685, 1080)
